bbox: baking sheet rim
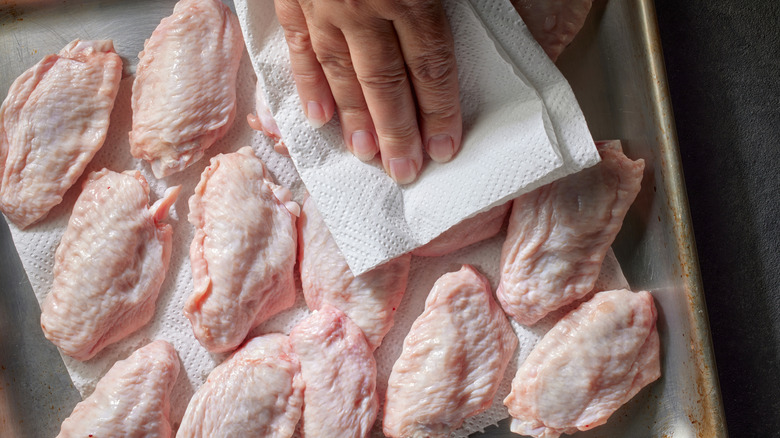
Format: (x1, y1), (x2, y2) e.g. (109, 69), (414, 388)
(638, 0), (728, 435)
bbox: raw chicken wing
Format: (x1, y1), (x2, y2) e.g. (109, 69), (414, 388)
(56, 340), (180, 438)
(0, 39), (121, 228)
(511, 0), (594, 61)
(497, 141), (644, 325)
(130, 0), (244, 178)
(185, 147), (298, 353)
(299, 196), (410, 350)
(247, 84), (288, 156)
(383, 265), (518, 437)
(504, 289), (661, 438)
(289, 305), (378, 437)
(412, 202), (511, 257)
(41, 169), (179, 360)
(177, 334), (304, 438)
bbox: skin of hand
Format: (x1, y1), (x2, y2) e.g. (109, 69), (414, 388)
(275, 0), (463, 184)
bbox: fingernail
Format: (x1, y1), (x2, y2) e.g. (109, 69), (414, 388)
(351, 131), (377, 161)
(427, 134), (454, 162)
(306, 101), (327, 128)
(389, 158), (418, 184)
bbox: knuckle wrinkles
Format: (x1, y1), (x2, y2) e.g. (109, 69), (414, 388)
(283, 29), (313, 53)
(316, 52), (354, 76)
(378, 123), (418, 143)
(420, 99), (459, 120)
(293, 69), (323, 85)
(408, 47), (456, 87)
(338, 105), (369, 118)
(357, 68), (408, 95)
(275, 0), (305, 25)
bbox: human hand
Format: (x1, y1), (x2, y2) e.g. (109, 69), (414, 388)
(275, 0), (462, 184)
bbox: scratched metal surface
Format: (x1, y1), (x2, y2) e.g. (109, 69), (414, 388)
(0, 0), (725, 437)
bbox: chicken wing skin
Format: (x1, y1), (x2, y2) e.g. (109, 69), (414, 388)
(185, 147), (298, 353)
(511, 0), (594, 61)
(177, 334), (304, 438)
(497, 141), (644, 325)
(247, 84), (288, 156)
(383, 265), (518, 438)
(504, 289), (661, 438)
(56, 340), (180, 438)
(412, 202), (511, 257)
(130, 0), (244, 178)
(289, 305), (378, 438)
(41, 169), (178, 361)
(0, 39), (121, 228)
(298, 196), (410, 350)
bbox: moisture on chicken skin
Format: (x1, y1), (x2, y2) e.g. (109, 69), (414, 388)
(40, 169), (179, 361)
(289, 305), (379, 438)
(298, 196), (410, 350)
(56, 340), (180, 438)
(0, 39), (121, 228)
(383, 265), (518, 438)
(497, 141), (645, 325)
(129, 0), (244, 178)
(185, 147), (298, 353)
(247, 84), (289, 156)
(177, 334), (304, 438)
(504, 289), (661, 438)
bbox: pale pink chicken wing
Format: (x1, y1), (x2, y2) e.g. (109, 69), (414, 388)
(41, 169), (179, 361)
(298, 196), (410, 350)
(130, 0), (244, 178)
(247, 84), (289, 156)
(56, 340), (180, 438)
(289, 305), (378, 438)
(177, 334), (304, 438)
(0, 39), (121, 228)
(412, 202), (511, 257)
(497, 141), (644, 325)
(185, 146), (298, 353)
(505, 289), (661, 438)
(511, 0), (594, 61)
(383, 265), (518, 438)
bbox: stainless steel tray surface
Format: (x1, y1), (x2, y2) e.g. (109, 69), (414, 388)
(0, 1), (726, 437)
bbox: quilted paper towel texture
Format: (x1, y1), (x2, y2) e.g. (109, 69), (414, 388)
(236, 0), (599, 275)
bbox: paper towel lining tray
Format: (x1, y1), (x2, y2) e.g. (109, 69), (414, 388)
(0, 0), (726, 436)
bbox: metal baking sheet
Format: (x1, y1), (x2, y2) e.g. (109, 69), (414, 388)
(0, 0), (726, 437)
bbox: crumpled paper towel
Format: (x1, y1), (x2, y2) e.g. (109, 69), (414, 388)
(235, 0), (599, 275)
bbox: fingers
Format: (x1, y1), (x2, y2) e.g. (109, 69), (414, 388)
(306, 18), (380, 163)
(393, 2), (462, 163)
(344, 22), (423, 184)
(276, 0), (462, 184)
(275, 0), (335, 128)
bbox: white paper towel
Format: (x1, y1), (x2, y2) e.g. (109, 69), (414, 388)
(235, 0), (600, 275)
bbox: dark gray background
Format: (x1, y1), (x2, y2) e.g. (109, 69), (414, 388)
(654, 1), (780, 435)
